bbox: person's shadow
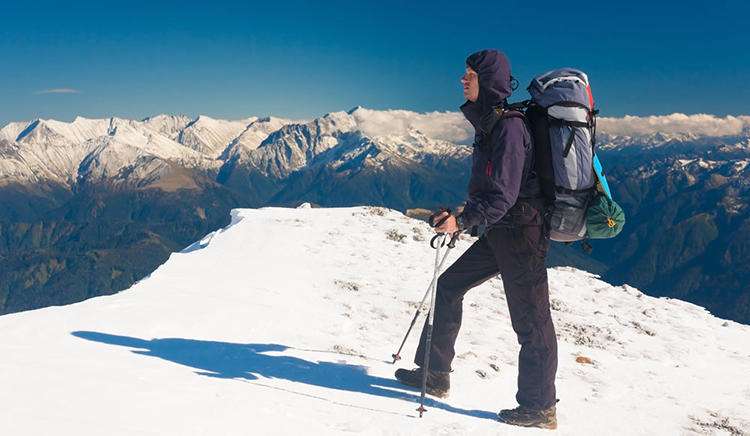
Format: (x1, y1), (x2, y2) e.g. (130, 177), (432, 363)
(71, 331), (497, 420)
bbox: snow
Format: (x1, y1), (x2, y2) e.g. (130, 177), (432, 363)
(142, 114), (193, 139)
(220, 117), (296, 160)
(675, 159), (718, 170)
(223, 113), (361, 179)
(223, 110), (473, 182)
(677, 158), (697, 168)
(0, 114), (302, 186)
(0, 115), (260, 186)
(15, 117), (111, 145)
(177, 115), (257, 158)
(1, 206), (749, 435)
(2, 109), (750, 188)
(0, 120), (29, 142)
(697, 159), (715, 169)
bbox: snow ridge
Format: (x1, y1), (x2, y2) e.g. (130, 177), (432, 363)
(0, 205), (748, 435)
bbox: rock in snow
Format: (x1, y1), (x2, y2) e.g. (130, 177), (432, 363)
(1, 206), (749, 435)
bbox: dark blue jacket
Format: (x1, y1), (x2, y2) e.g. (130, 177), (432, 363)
(458, 49), (539, 232)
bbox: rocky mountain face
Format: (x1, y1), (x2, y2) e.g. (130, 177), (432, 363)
(1, 109), (749, 325)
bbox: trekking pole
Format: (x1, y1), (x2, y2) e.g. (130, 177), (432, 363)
(390, 246), (454, 364)
(390, 209), (457, 364)
(418, 231), (460, 418)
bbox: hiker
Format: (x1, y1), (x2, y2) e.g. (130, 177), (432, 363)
(395, 49), (558, 430)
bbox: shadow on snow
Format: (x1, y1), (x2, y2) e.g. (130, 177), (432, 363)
(71, 331), (497, 420)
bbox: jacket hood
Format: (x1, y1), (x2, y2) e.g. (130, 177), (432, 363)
(460, 49), (513, 132)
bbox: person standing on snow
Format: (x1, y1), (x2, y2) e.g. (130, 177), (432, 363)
(395, 49), (558, 430)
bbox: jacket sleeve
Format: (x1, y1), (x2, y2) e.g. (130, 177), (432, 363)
(459, 119), (527, 230)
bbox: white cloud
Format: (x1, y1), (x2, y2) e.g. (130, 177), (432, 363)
(351, 109), (750, 144)
(34, 88), (81, 95)
(350, 108), (474, 144)
(598, 113), (750, 137)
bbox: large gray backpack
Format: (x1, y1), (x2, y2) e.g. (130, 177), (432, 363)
(521, 68), (600, 242)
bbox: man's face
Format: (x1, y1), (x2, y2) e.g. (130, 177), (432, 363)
(461, 66), (479, 102)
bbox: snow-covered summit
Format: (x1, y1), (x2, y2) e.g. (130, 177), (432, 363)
(176, 115), (258, 158)
(142, 114), (193, 139)
(1, 206), (748, 435)
(220, 116), (299, 161)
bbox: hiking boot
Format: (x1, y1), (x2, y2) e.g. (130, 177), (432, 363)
(497, 405), (557, 430)
(394, 367), (450, 398)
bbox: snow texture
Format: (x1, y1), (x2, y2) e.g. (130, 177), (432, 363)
(1, 206), (748, 435)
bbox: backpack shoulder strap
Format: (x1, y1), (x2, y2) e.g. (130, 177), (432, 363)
(484, 104), (537, 195)
(483, 104), (529, 140)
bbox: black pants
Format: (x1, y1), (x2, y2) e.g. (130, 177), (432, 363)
(414, 200), (557, 410)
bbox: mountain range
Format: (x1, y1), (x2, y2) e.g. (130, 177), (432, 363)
(1, 109), (749, 325)
(0, 108), (469, 205)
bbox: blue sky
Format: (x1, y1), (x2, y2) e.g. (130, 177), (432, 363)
(1, 0), (747, 125)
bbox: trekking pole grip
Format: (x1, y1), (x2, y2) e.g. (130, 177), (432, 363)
(428, 207), (452, 228)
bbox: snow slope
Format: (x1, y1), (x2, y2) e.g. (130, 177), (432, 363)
(1, 207), (749, 436)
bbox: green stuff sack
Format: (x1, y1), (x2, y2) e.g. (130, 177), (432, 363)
(586, 194), (625, 239)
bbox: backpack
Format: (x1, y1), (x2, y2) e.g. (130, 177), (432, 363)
(507, 68), (625, 246)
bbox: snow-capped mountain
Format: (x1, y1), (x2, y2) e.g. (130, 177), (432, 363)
(0, 107), (480, 212)
(597, 131), (750, 152)
(0, 108), (472, 193)
(222, 111), (360, 179)
(0, 116), (226, 188)
(220, 116), (295, 160)
(142, 114), (193, 139)
(5, 110), (748, 194)
(214, 109), (474, 208)
(1, 205), (748, 435)
(176, 115), (258, 158)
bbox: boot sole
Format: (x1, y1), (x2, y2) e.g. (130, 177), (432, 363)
(497, 415), (557, 430)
